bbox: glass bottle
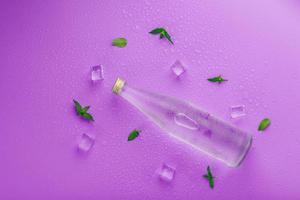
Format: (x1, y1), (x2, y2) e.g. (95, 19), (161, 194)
(112, 78), (252, 167)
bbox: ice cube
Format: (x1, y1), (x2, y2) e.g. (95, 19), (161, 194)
(230, 105), (246, 119)
(171, 60), (186, 77)
(78, 133), (95, 152)
(91, 65), (104, 81)
(158, 163), (175, 182)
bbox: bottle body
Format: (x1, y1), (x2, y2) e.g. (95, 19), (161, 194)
(113, 78), (252, 167)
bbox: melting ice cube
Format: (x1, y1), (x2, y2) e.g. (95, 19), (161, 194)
(158, 163), (176, 182)
(78, 133), (95, 152)
(171, 60), (186, 77)
(230, 105), (246, 119)
(91, 65), (104, 81)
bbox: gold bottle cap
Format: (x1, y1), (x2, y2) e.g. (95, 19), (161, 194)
(112, 78), (126, 95)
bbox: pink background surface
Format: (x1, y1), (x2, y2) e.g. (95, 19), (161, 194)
(1, 0), (300, 199)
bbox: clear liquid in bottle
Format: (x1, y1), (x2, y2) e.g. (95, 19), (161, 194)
(112, 78), (252, 167)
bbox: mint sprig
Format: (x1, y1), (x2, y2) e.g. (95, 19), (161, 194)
(203, 166), (214, 189)
(73, 99), (94, 121)
(258, 118), (271, 131)
(112, 38), (127, 48)
(128, 129), (140, 141)
(149, 27), (174, 44)
(207, 75), (227, 83)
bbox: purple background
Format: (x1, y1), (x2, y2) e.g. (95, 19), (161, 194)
(1, 0), (300, 199)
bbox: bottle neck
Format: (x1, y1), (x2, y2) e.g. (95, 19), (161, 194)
(112, 78), (126, 95)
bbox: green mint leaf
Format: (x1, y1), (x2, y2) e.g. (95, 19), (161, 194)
(73, 99), (83, 115)
(73, 99), (94, 121)
(149, 27), (174, 44)
(207, 166), (213, 179)
(258, 118), (271, 131)
(149, 28), (164, 34)
(83, 106), (90, 112)
(128, 129), (140, 141)
(163, 31), (174, 44)
(82, 112), (94, 121)
(208, 177), (214, 189)
(207, 75), (227, 83)
(203, 166), (214, 189)
(112, 38), (127, 48)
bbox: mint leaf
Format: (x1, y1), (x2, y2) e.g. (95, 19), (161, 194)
(203, 166), (214, 189)
(149, 27), (174, 44)
(83, 106), (90, 112)
(73, 100), (83, 115)
(149, 28), (165, 34)
(207, 166), (213, 179)
(73, 99), (94, 121)
(128, 129), (140, 141)
(163, 31), (174, 44)
(82, 113), (94, 121)
(112, 38), (127, 48)
(207, 75), (227, 83)
(258, 118), (271, 131)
